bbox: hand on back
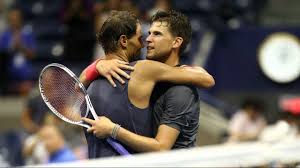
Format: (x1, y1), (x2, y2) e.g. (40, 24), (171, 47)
(96, 59), (134, 87)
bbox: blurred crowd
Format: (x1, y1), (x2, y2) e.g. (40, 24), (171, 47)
(222, 97), (300, 144)
(0, 0), (175, 96)
(221, 96), (300, 167)
(0, 0), (267, 97)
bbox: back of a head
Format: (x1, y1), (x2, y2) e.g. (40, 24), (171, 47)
(150, 10), (191, 54)
(241, 98), (265, 113)
(97, 11), (138, 54)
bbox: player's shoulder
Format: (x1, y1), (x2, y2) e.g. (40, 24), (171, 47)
(167, 85), (199, 98)
(134, 60), (168, 77)
(136, 60), (164, 67)
(161, 85), (199, 107)
(87, 78), (106, 91)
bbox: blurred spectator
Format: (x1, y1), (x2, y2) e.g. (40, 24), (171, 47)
(93, 12), (105, 60)
(120, 0), (140, 16)
(21, 85), (58, 165)
(0, 0), (9, 94)
(0, 0), (15, 33)
(260, 97), (300, 167)
(0, 7), (36, 95)
(22, 132), (49, 165)
(21, 85), (87, 165)
(23, 119), (86, 165)
(93, 0), (105, 14)
(23, 124), (78, 165)
(56, 121), (87, 161)
(106, 0), (121, 11)
(147, 0), (171, 20)
(226, 97), (267, 143)
(37, 125), (77, 164)
(0, 1), (8, 34)
(0, 130), (24, 166)
(259, 112), (299, 143)
(259, 97), (300, 143)
(20, 85), (50, 134)
(61, 0), (95, 74)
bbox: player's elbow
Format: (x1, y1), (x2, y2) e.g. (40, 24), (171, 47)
(152, 146), (170, 152)
(150, 142), (172, 152)
(155, 143), (172, 152)
(201, 75), (215, 88)
(158, 147), (171, 152)
(208, 75), (215, 87)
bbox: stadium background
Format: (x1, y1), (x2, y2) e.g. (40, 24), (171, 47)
(0, 0), (300, 166)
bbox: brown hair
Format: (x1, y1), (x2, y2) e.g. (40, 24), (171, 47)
(97, 11), (138, 54)
(151, 10), (191, 54)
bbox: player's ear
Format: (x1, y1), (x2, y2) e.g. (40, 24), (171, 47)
(119, 35), (128, 48)
(172, 37), (183, 49)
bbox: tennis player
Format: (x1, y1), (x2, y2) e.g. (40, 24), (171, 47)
(80, 10), (214, 157)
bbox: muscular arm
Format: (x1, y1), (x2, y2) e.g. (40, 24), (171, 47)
(137, 60), (215, 88)
(79, 68), (90, 88)
(83, 116), (178, 152)
(116, 124), (179, 152)
(80, 59), (214, 89)
(79, 59), (134, 88)
(83, 86), (199, 152)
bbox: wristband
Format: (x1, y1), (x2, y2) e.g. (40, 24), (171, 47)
(85, 59), (102, 81)
(111, 124), (121, 139)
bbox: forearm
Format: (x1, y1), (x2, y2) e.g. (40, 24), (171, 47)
(115, 127), (165, 152)
(79, 68), (92, 88)
(174, 66), (215, 88)
(79, 59), (101, 88)
(146, 61), (215, 88)
(164, 68), (215, 88)
(84, 116), (176, 152)
(191, 68), (215, 88)
(193, 67), (215, 88)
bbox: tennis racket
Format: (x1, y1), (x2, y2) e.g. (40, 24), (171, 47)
(39, 63), (130, 156)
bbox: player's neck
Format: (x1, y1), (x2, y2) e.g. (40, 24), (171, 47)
(164, 52), (179, 67)
(105, 52), (129, 62)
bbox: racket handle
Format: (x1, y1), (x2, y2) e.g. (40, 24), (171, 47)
(106, 138), (131, 156)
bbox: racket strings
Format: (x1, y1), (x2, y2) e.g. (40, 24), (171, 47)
(40, 67), (87, 123)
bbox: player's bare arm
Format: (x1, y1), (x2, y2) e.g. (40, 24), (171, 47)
(83, 116), (179, 152)
(79, 59), (134, 88)
(137, 60), (215, 88)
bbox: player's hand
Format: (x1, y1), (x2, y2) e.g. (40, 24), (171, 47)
(96, 59), (134, 87)
(82, 117), (115, 139)
(181, 65), (215, 88)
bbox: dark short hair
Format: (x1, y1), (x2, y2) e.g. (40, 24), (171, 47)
(150, 10), (191, 54)
(97, 11), (138, 54)
(241, 98), (265, 113)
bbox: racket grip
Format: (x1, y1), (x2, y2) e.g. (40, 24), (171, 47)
(106, 138), (131, 156)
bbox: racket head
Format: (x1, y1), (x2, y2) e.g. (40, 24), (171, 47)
(39, 63), (89, 125)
